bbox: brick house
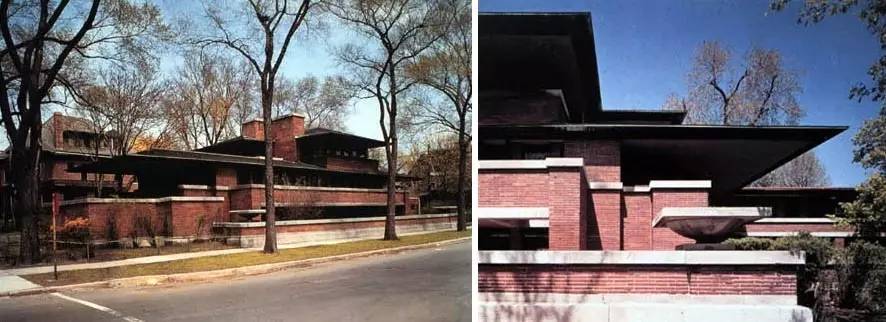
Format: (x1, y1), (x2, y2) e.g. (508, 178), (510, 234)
(477, 12), (852, 321)
(2, 112), (452, 248)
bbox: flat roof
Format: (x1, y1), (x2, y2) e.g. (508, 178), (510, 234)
(298, 128), (385, 149)
(480, 12), (602, 122)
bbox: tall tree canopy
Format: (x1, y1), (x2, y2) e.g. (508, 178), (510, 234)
(665, 40), (830, 187)
(189, 0), (313, 253)
(273, 75), (353, 131)
(406, 0), (471, 231)
(326, 0), (450, 240)
(164, 50), (255, 149)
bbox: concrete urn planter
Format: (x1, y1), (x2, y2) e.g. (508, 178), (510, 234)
(653, 207), (772, 249)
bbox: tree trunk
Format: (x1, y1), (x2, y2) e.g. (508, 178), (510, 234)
(456, 115), (467, 231)
(12, 144), (42, 264)
(384, 122), (398, 240)
(262, 86), (277, 253)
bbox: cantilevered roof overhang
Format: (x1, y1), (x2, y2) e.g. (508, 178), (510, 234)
(480, 12), (602, 122)
(195, 137), (264, 156)
(297, 128), (385, 149)
(479, 124), (846, 197)
(69, 149), (398, 178)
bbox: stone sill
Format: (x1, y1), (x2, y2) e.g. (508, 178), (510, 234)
(477, 250), (805, 265)
(213, 213), (456, 228)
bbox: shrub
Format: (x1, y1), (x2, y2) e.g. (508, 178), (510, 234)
(832, 241), (886, 315)
(60, 217), (91, 242)
(724, 237), (773, 250)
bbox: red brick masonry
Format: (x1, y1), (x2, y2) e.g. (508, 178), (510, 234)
(479, 264), (797, 295)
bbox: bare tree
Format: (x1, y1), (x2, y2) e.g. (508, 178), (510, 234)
(0, 0), (168, 263)
(273, 75), (353, 131)
(76, 63), (166, 157)
(667, 41), (803, 126)
(407, 0), (470, 231)
(752, 151), (830, 187)
(165, 50), (255, 149)
(326, 0), (448, 240)
(665, 41), (829, 187)
(191, 0), (312, 253)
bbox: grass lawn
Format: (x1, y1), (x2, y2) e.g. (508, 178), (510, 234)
(23, 229), (470, 287)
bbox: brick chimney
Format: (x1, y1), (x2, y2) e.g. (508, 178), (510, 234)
(241, 119), (265, 140)
(240, 114), (305, 161)
(270, 113), (305, 161)
(52, 112), (64, 149)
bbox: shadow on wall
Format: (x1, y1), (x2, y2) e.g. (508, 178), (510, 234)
(479, 251), (595, 321)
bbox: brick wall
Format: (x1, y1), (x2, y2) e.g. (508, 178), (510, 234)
(325, 156), (380, 172)
(564, 140), (620, 182)
(59, 199), (225, 240)
(623, 193), (653, 250)
(588, 190), (620, 250)
(478, 264), (797, 296)
(480, 167), (587, 250)
(228, 185), (408, 211)
(651, 189), (709, 250)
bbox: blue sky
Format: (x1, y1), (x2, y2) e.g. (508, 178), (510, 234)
(481, 0), (881, 186)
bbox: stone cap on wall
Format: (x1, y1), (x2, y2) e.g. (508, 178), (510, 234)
(60, 196), (224, 206)
(477, 250), (805, 265)
(213, 213), (456, 228)
(478, 158), (584, 170)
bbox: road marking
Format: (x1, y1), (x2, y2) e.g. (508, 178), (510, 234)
(51, 292), (143, 322)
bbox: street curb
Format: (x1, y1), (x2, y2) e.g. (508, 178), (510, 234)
(1, 236), (470, 298)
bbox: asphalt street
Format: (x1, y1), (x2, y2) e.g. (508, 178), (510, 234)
(0, 240), (471, 322)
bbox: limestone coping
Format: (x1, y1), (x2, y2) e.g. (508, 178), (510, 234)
(587, 182), (624, 190)
(477, 250), (804, 266)
(477, 207), (549, 219)
(178, 184), (232, 191)
(60, 196), (224, 206)
(478, 158), (584, 170)
(213, 213), (456, 228)
(648, 180), (712, 189)
(754, 217), (836, 224)
(229, 209), (266, 214)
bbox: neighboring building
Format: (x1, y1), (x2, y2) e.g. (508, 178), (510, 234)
(0, 113), (120, 213)
(477, 12), (853, 321)
(3, 112), (452, 248)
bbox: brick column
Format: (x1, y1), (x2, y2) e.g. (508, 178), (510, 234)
(651, 181), (710, 250)
(547, 166), (586, 250)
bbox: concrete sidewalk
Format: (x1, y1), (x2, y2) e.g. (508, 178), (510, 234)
(0, 229), (460, 294)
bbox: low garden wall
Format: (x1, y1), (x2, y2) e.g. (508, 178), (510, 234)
(478, 250), (812, 322)
(227, 184), (416, 213)
(214, 213), (457, 248)
(59, 197), (225, 242)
